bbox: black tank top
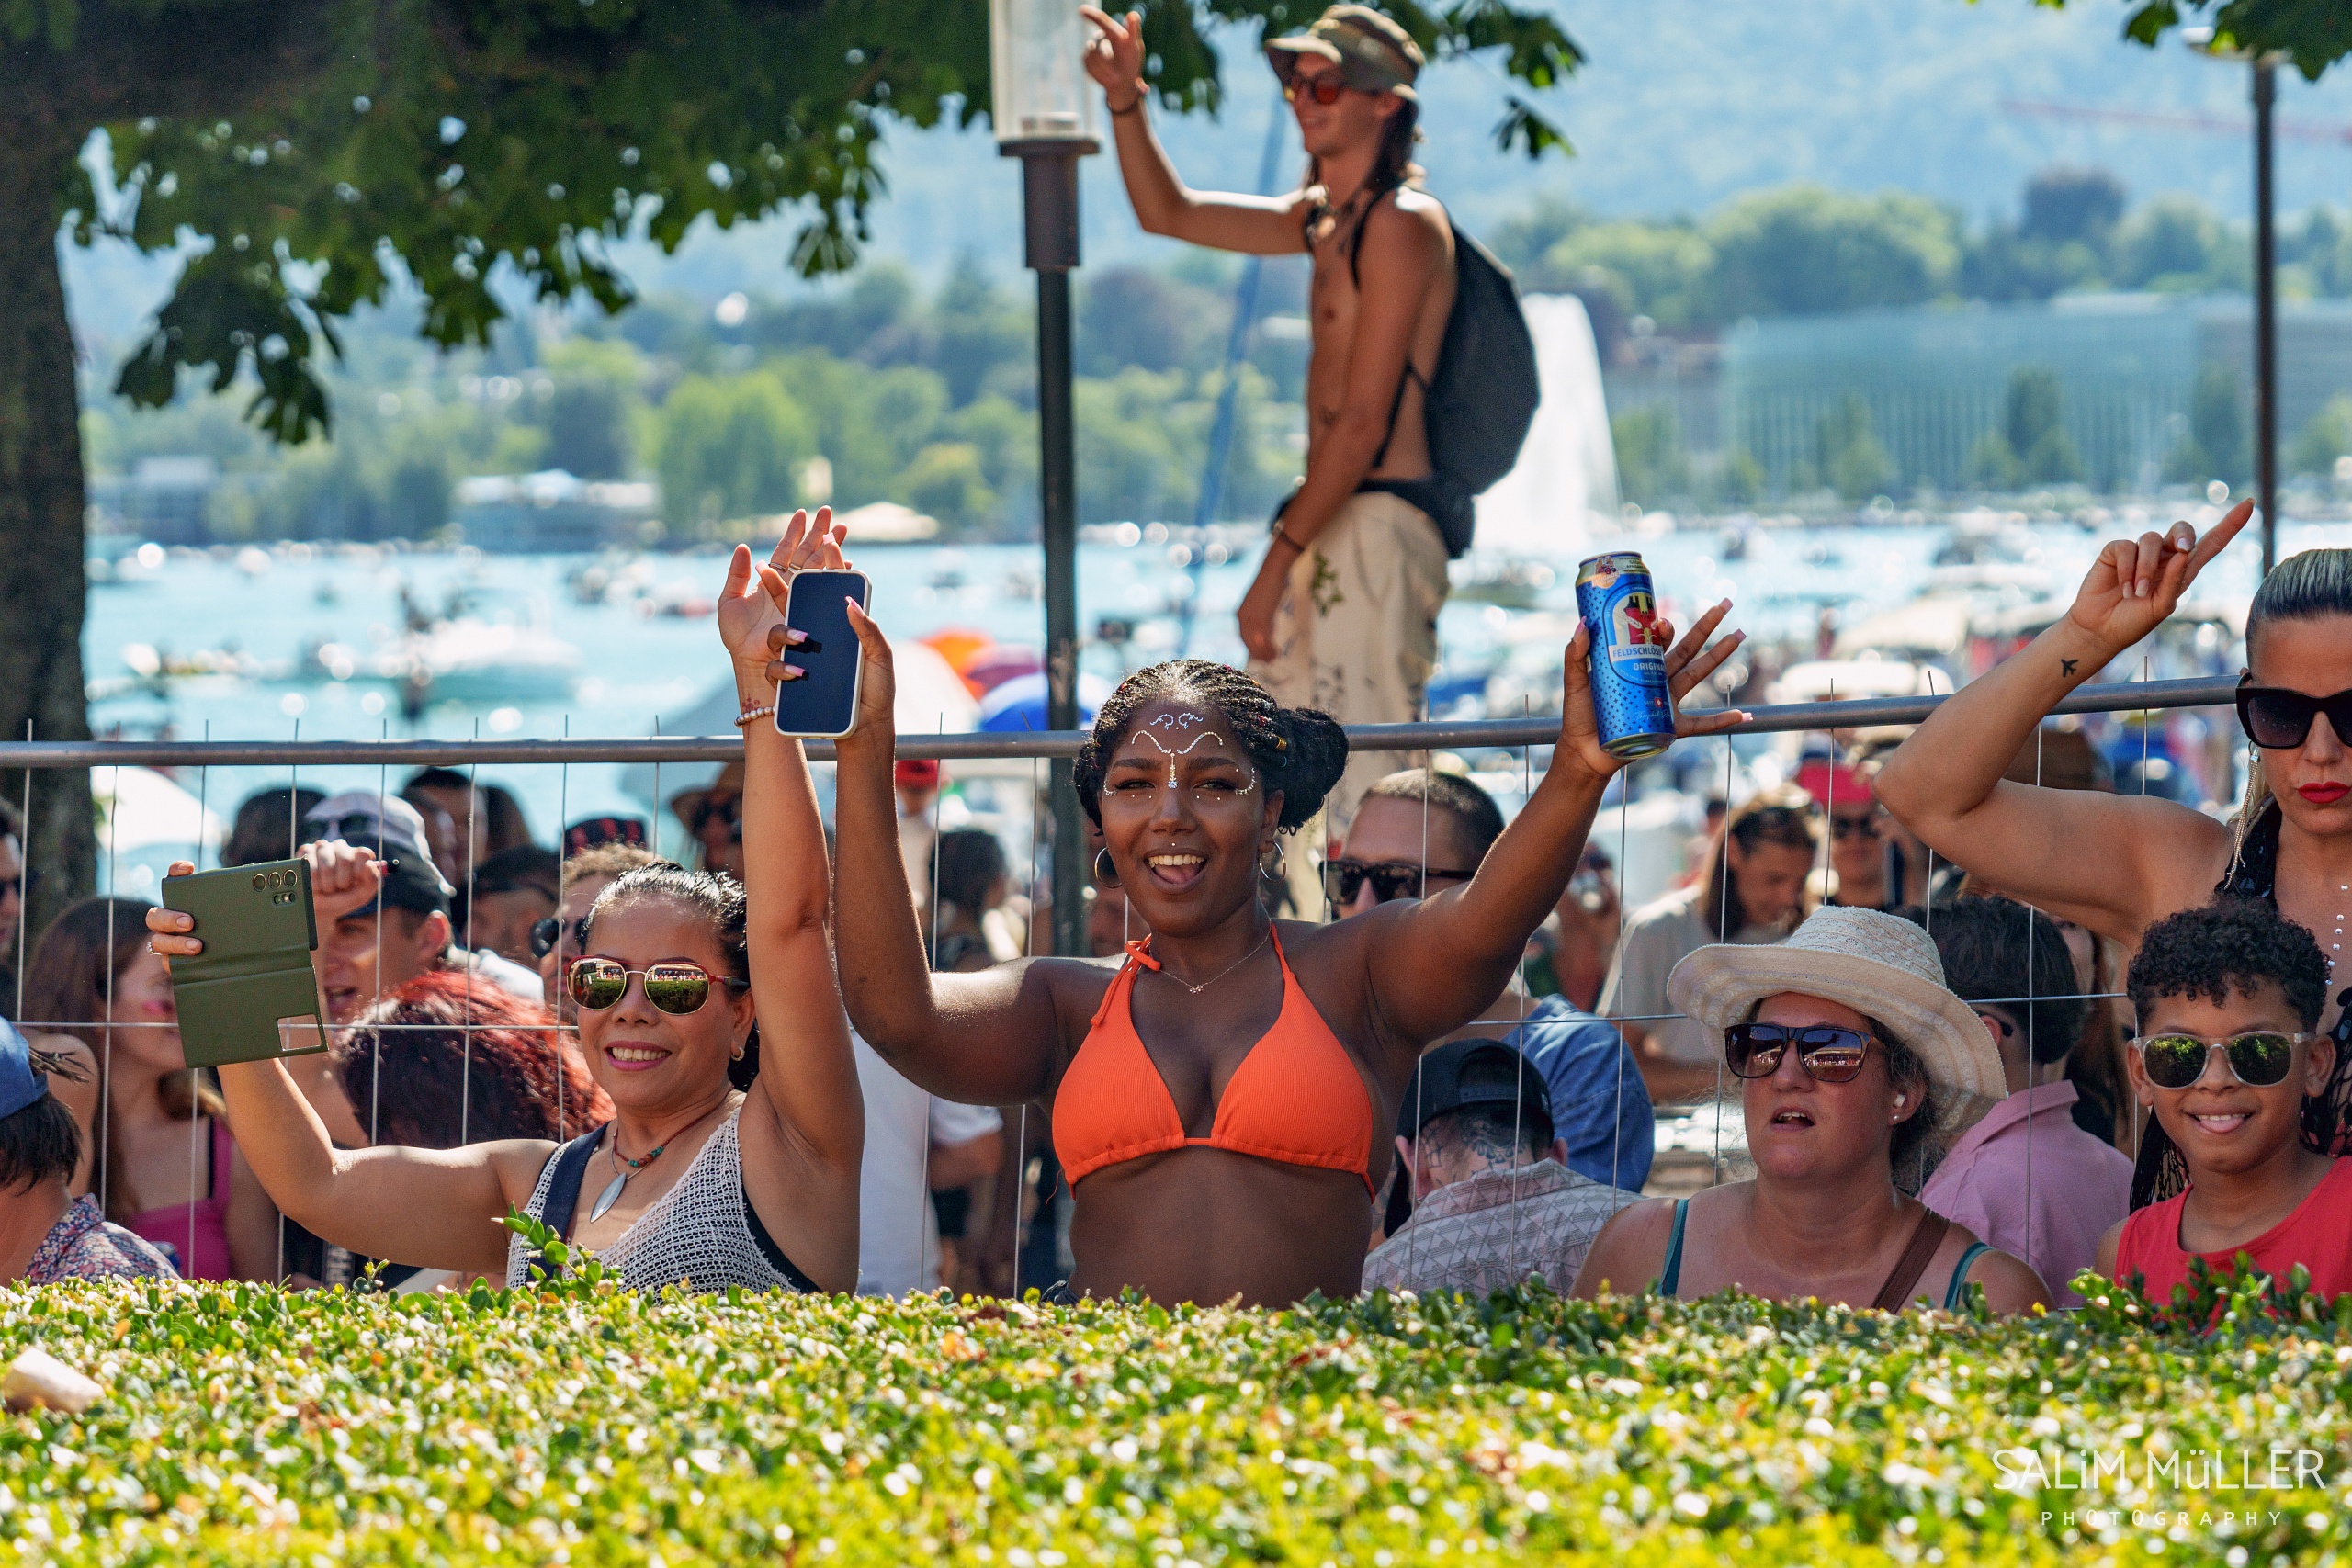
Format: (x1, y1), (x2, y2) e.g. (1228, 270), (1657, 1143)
(2132, 804), (2352, 1207)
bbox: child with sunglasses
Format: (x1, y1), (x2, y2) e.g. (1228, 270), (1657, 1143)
(2096, 899), (2352, 1305)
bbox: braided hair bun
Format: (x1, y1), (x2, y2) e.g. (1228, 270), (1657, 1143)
(1074, 660), (1349, 831)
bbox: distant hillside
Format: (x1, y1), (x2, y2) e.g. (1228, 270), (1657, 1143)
(60, 0), (2352, 344)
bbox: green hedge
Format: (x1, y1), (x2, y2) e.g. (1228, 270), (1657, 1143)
(0, 1265), (2346, 1566)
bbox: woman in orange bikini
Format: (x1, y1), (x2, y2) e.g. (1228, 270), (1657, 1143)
(797, 586), (1747, 1305)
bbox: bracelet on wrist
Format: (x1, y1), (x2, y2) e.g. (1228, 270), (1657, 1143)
(1110, 91), (1145, 118)
(1272, 526), (1308, 555)
(733, 704), (777, 728)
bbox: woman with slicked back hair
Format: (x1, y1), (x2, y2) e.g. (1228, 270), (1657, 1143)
(809, 575), (1749, 1305)
(1880, 502), (2352, 1201)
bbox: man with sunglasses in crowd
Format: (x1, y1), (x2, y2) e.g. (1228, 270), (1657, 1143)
(1330, 768), (1653, 1191)
(2098, 898), (2352, 1304)
(1083, 3), (1459, 843)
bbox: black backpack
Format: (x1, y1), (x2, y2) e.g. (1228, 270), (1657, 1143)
(1362, 214), (1540, 558)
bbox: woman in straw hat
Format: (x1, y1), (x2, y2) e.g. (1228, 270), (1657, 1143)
(1572, 908), (2052, 1314)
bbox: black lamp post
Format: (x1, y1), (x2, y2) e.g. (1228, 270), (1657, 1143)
(2188, 26), (2286, 576)
(994, 0), (1098, 956)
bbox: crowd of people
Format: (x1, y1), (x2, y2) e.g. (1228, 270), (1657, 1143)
(0, 492), (2335, 1324)
(0, 0), (2343, 1319)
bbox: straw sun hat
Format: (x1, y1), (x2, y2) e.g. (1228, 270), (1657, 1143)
(1665, 907), (2006, 1130)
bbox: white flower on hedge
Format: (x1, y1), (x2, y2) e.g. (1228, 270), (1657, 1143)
(1671, 1491), (1708, 1518)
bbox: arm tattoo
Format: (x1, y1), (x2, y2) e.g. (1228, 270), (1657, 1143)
(2060, 659), (2078, 677)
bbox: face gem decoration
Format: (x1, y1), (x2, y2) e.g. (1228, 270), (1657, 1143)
(1130, 725), (1255, 794)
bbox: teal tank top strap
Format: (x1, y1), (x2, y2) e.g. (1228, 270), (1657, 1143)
(1943, 1241), (1992, 1311)
(1654, 1198), (1690, 1299)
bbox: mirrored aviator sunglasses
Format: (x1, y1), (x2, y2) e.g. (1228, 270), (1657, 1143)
(2131, 1031), (2307, 1090)
(567, 958), (748, 1015)
(1724, 1021), (1873, 1083)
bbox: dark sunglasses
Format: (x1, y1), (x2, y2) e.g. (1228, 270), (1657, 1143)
(1283, 71), (1350, 106)
(2131, 1031), (2313, 1090)
(1829, 813), (1883, 840)
(692, 797), (743, 837)
(567, 958), (749, 1015)
(1724, 1022), (1877, 1083)
(1322, 857), (1478, 906)
(2235, 677), (2352, 750)
(530, 915), (590, 960)
(311, 812), (398, 847)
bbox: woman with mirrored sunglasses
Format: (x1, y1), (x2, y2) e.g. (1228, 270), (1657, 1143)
(143, 513), (867, 1295)
(1879, 509), (2352, 1199)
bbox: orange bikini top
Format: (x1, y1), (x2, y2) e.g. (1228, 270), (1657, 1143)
(1053, 931), (1378, 1193)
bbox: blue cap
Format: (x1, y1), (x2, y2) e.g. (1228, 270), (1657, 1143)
(0, 1018), (47, 1121)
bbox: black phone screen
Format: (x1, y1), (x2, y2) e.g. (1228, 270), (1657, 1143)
(774, 570), (874, 738)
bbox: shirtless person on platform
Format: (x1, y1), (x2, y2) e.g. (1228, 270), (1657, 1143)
(1082, 4), (1457, 848)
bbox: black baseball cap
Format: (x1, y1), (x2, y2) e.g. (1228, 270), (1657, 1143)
(1396, 1039), (1554, 1142)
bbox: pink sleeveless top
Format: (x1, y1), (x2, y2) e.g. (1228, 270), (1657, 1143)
(123, 1119), (236, 1281)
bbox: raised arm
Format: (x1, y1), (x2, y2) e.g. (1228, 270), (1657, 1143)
(215, 1055), (540, 1278)
(1875, 502), (2250, 942)
(1081, 7), (1313, 255)
(720, 518), (865, 1281)
(1359, 604), (1749, 1047)
(812, 593), (1073, 1106)
(144, 858), (542, 1275)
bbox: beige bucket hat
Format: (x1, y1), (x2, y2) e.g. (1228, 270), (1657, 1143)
(1265, 5), (1423, 98)
(1665, 906), (2006, 1129)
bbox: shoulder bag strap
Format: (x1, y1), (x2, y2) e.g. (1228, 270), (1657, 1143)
(542, 1127), (607, 1244)
(1871, 1209), (1951, 1311)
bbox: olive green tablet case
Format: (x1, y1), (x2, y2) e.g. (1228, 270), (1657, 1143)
(160, 860), (330, 1066)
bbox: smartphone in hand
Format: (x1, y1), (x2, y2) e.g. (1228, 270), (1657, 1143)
(160, 859), (331, 1066)
(773, 569), (874, 739)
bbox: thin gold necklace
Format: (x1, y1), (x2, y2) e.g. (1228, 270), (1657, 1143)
(1156, 927), (1272, 996)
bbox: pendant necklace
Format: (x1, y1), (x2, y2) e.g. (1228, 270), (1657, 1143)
(588, 1103), (719, 1224)
(1159, 927), (1272, 996)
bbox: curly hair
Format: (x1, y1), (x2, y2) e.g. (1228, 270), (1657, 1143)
(582, 863), (760, 1090)
(334, 971), (614, 1148)
(1072, 660), (1348, 832)
(2127, 897), (2329, 1032)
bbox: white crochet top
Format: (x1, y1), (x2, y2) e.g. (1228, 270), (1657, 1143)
(503, 1103), (810, 1293)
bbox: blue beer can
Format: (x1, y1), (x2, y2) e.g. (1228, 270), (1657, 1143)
(1574, 552), (1676, 761)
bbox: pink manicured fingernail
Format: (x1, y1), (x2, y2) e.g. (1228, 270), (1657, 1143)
(785, 629), (808, 645)
(783, 665), (805, 679)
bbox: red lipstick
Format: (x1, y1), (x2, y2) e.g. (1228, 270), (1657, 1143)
(2300, 783), (2349, 806)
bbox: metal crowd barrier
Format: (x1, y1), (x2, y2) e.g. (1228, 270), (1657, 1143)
(0, 674), (2243, 769)
(0, 669), (2235, 1292)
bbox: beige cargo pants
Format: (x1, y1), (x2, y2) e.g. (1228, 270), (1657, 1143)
(1250, 489), (1450, 866)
